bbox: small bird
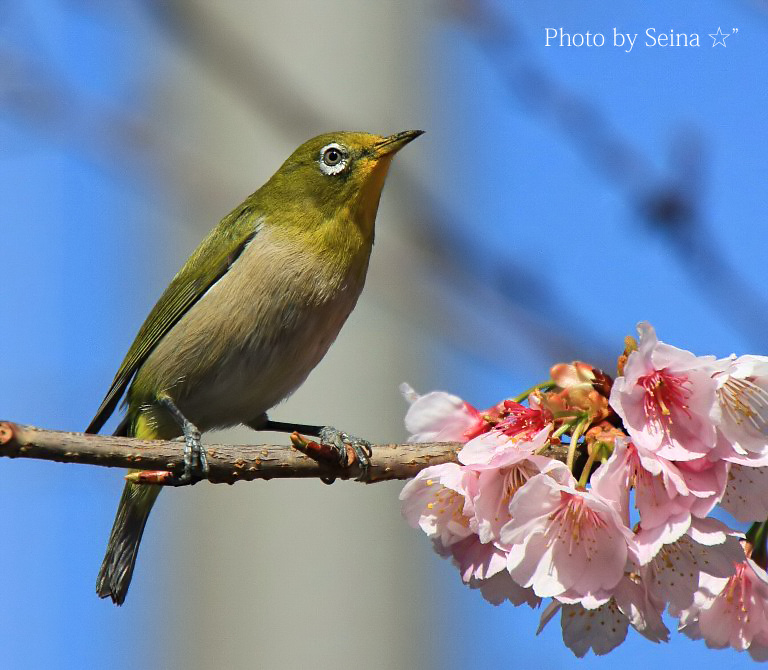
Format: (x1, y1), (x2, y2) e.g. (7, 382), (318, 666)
(86, 130), (423, 605)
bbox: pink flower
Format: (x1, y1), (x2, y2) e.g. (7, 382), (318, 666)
(400, 383), (483, 443)
(468, 570), (540, 608)
(610, 322), (719, 461)
(458, 430), (555, 543)
(399, 462), (477, 548)
(721, 464), (768, 522)
(612, 574), (669, 643)
(538, 599), (630, 657)
(674, 457), (729, 518)
(712, 355), (768, 465)
(446, 535), (507, 581)
(676, 558), (768, 660)
(591, 437), (683, 526)
(398, 332), (768, 658)
(447, 538), (541, 607)
(488, 397), (552, 439)
(641, 518), (743, 612)
(554, 601), (630, 657)
(591, 439), (727, 563)
(538, 573), (669, 657)
(500, 464), (635, 606)
(458, 423), (551, 466)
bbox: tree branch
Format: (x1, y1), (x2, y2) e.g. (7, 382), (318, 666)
(0, 421), (468, 484)
(0, 421), (571, 484)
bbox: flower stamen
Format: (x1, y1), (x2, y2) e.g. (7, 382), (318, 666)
(719, 377), (768, 435)
(639, 369), (692, 430)
(548, 494), (607, 557)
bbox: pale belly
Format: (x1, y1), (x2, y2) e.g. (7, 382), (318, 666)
(173, 295), (356, 430)
(129, 230), (368, 435)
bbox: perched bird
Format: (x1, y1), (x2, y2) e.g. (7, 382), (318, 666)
(86, 130), (423, 605)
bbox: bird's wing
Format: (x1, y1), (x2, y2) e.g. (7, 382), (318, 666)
(86, 201), (262, 434)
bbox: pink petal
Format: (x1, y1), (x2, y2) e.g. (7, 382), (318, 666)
(400, 384), (481, 442)
(721, 464), (768, 522)
(469, 571), (540, 608)
(559, 601), (629, 657)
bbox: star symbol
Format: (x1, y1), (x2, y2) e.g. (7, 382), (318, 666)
(709, 27), (730, 47)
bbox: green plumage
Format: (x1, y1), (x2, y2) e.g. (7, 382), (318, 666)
(86, 201), (261, 435)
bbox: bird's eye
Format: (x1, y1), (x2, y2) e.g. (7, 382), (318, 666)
(318, 143), (348, 175)
(323, 147), (342, 166)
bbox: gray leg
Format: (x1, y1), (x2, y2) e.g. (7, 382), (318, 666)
(158, 393), (208, 486)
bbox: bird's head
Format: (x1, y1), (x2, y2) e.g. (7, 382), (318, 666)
(264, 130), (424, 240)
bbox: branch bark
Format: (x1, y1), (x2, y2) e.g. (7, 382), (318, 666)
(0, 421), (467, 484)
(0, 421), (571, 485)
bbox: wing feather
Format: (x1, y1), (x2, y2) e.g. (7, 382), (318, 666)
(86, 201), (262, 434)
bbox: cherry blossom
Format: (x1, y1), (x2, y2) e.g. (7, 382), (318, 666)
(712, 355), (768, 465)
(445, 535), (507, 582)
(398, 324), (768, 658)
(721, 464), (768, 522)
(610, 322), (719, 461)
(641, 518), (743, 612)
(676, 558), (768, 660)
(399, 462), (477, 548)
(457, 423), (550, 467)
(591, 439), (727, 563)
(501, 465), (635, 605)
(612, 573), (669, 643)
(591, 437), (687, 528)
(485, 397), (552, 439)
(538, 573), (669, 656)
(538, 599), (629, 657)
(459, 429), (554, 543)
(400, 383), (483, 443)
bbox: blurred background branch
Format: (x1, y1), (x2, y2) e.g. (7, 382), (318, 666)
(450, 0), (768, 348)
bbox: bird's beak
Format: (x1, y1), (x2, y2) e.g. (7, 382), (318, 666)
(373, 130), (425, 157)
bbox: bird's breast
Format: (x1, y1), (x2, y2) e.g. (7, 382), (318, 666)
(132, 226), (371, 431)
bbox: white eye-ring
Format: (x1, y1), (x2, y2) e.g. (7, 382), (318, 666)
(318, 143), (348, 176)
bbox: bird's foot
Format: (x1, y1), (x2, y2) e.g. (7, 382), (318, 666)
(158, 394), (209, 486)
(169, 421), (208, 486)
(291, 426), (372, 483)
(319, 426), (372, 470)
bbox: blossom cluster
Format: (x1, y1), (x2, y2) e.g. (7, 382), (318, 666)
(399, 322), (768, 658)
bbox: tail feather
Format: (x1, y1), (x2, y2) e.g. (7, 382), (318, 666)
(96, 414), (162, 606)
(96, 481), (160, 605)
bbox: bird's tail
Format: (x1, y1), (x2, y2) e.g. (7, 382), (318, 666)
(96, 415), (163, 606)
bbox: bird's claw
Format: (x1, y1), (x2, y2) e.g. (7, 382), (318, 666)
(318, 426), (372, 483)
(291, 426), (372, 483)
(165, 422), (209, 486)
